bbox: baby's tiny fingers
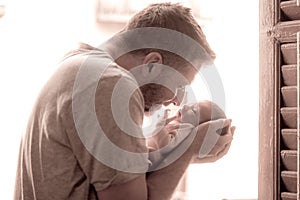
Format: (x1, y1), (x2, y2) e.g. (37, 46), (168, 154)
(163, 109), (171, 118)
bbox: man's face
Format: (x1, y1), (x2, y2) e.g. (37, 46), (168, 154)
(140, 66), (197, 113)
(140, 83), (174, 112)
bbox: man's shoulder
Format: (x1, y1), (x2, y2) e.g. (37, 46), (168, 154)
(62, 47), (134, 82)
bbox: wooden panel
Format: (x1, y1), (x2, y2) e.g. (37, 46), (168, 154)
(259, 39), (281, 200)
(282, 65), (297, 86)
(259, 42), (281, 198)
(296, 31), (300, 200)
(259, 0), (282, 199)
(281, 192), (297, 200)
(282, 129), (298, 150)
(281, 86), (297, 107)
(274, 21), (300, 43)
(281, 43), (297, 64)
(281, 171), (297, 193)
(281, 107), (297, 128)
(281, 0), (300, 21)
(281, 150), (297, 171)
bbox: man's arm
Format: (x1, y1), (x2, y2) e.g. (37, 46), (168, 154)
(96, 134), (193, 200)
(146, 118), (234, 200)
(97, 119), (233, 200)
(191, 125), (235, 164)
(97, 175), (148, 200)
(96, 147), (191, 200)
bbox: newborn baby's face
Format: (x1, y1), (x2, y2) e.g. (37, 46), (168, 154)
(174, 101), (228, 133)
(178, 104), (200, 126)
(177, 101), (226, 122)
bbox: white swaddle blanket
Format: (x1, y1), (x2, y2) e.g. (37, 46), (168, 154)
(148, 123), (196, 171)
(148, 104), (200, 171)
(148, 104), (225, 171)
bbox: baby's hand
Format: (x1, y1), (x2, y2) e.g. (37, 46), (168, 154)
(147, 110), (179, 151)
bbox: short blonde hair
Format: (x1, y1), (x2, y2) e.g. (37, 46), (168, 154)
(125, 2), (215, 68)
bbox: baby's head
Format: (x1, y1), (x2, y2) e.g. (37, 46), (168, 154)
(178, 100), (226, 125)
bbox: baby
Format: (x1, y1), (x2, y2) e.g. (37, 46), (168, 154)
(175, 100), (227, 133)
(147, 100), (229, 170)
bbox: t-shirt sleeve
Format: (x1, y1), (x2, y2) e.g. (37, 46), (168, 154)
(68, 64), (149, 192)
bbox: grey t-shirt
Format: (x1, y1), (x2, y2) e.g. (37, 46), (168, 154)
(14, 47), (149, 200)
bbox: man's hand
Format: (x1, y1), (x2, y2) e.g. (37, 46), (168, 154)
(191, 118), (235, 163)
(146, 118), (235, 199)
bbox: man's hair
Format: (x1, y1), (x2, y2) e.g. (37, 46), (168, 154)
(124, 2), (216, 69)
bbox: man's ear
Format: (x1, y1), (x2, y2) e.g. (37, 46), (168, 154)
(142, 52), (163, 65)
(142, 52), (163, 77)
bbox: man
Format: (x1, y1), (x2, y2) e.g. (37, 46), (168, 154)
(14, 3), (234, 200)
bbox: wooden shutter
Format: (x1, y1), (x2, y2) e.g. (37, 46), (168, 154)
(259, 0), (300, 199)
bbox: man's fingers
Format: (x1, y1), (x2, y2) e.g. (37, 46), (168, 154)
(210, 126), (235, 159)
(216, 141), (232, 159)
(216, 125), (229, 135)
(194, 119), (235, 163)
(206, 136), (232, 161)
(218, 133), (233, 144)
(210, 118), (232, 135)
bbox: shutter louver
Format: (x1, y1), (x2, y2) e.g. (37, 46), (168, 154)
(280, 41), (298, 200)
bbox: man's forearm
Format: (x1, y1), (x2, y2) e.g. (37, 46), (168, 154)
(146, 149), (192, 200)
(146, 126), (205, 200)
